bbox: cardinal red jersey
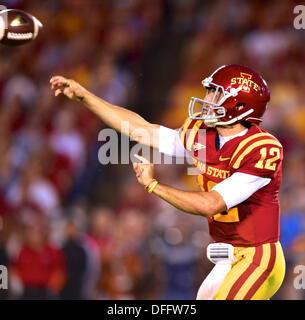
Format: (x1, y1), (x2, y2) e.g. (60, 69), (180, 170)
(179, 118), (283, 247)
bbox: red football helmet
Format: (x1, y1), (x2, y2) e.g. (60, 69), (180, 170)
(188, 64), (270, 127)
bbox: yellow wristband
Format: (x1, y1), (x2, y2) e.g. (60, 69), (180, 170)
(147, 180), (159, 194)
(145, 179), (156, 190)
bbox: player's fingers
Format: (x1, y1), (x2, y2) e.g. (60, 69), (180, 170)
(50, 76), (67, 83)
(51, 82), (68, 91)
(134, 154), (150, 164)
(50, 78), (63, 87)
(55, 89), (62, 97)
(132, 163), (142, 179)
(50, 77), (70, 89)
(132, 162), (139, 172)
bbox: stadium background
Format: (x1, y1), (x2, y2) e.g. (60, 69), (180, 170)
(0, 0), (304, 300)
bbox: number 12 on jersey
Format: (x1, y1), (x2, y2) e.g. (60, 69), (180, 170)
(255, 147), (280, 171)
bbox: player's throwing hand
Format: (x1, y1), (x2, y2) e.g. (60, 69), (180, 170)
(50, 76), (88, 102)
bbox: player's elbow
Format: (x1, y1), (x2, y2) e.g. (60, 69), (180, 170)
(196, 191), (227, 218)
(197, 203), (219, 218)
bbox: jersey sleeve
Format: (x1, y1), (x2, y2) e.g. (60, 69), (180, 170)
(212, 172), (271, 209)
(230, 137), (283, 179)
(158, 126), (188, 157)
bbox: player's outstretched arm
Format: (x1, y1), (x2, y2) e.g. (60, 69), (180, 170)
(50, 76), (160, 149)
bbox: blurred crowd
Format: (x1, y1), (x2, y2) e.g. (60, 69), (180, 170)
(0, 0), (304, 300)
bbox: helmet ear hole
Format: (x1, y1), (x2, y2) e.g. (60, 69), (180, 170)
(236, 103), (245, 111)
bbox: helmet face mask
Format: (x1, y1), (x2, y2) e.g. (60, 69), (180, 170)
(188, 64), (270, 127)
(189, 84), (226, 125)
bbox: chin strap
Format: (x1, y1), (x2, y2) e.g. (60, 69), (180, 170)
(205, 108), (254, 127)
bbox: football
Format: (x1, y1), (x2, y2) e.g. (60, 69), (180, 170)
(0, 9), (42, 46)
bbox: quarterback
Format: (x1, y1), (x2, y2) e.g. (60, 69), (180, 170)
(50, 64), (286, 300)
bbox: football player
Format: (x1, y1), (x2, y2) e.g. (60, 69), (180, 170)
(50, 64), (285, 300)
